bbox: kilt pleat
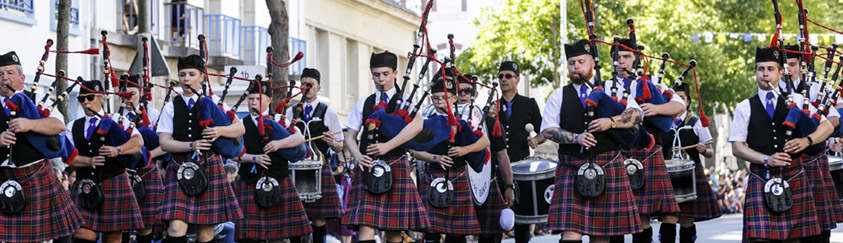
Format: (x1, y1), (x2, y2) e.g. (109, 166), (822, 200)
(801, 153), (843, 230)
(474, 178), (507, 235)
(303, 164), (343, 219)
(625, 146), (681, 215)
(418, 165), (481, 235)
(342, 156), (431, 232)
(0, 162), (84, 242)
(547, 151), (642, 236)
(158, 153), (242, 225)
(135, 164), (165, 229)
(71, 171), (145, 232)
(743, 161), (820, 241)
(234, 177), (312, 240)
(677, 161), (722, 221)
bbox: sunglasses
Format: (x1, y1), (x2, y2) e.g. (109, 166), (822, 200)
(76, 95), (98, 103)
(459, 88), (474, 94)
(498, 73), (517, 80)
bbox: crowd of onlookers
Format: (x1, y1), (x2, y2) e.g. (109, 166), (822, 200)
(708, 166), (748, 215)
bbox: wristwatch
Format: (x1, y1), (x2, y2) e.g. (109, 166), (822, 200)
(609, 117), (617, 129)
(505, 183), (515, 191)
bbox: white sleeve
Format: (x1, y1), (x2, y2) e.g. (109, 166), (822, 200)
(728, 100), (751, 142)
(65, 121), (75, 145)
(539, 88), (564, 132)
(325, 107), (344, 142)
(156, 102), (175, 135)
(212, 95), (231, 111)
(343, 97), (366, 132)
(147, 107), (161, 128)
(694, 118), (713, 143)
(40, 94), (65, 123)
(826, 106), (840, 118)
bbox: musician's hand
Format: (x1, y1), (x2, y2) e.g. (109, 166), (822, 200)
(202, 127), (220, 142)
(640, 103), (659, 117)
(7, 118), (32, 133)
(357, 155), (373, 169)
(768, 152), (792, 167)
(321, 131), (335, 147)
(504, 186), (515, 207)
(0, 131), (16, 147)
(588, 118), (613, 133)
(577, 132), (597, 148)
(193, 139), (211, 153)
(784, 137), (810, 154)
(831, 138), (843, 153)
(255, 154), (272, 169)
(447, 146), (470, 158)
(263, 140), (286, 154)
(436, 155), (453, 168)
(366, 143), (394, 156)
(334, 163), (346, 175)
(696, 143), (707, 153)
(99, 146), (119, 157)
(527, 136), (538, 149)
(90, 156), (106, 168)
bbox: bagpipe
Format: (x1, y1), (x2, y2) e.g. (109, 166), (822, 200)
(3, 86), (77, 163)
(582, 74), (655, 149)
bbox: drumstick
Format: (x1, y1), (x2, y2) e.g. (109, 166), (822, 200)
(304, 131), (342, 142)
(672, 141), (714, 152)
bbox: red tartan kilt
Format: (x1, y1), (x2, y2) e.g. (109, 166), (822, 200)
(303, 164), (343, 219)
(625, 146), (681, 215)
(135, 164), (165, 229)
(677, 161), (722, 221)
(474, 179), (507, 235)
(158, 153), (243, 225)
(800, 153), (843, 230)
(547, 151), (642, 236)
(418, 165), (481, 235)
(234, 177), (312, 240)
(0, 162), (83, 242)
(71, 171), (145, 232)
(342, 156), (431, 232)
(743, 161), (821, 241)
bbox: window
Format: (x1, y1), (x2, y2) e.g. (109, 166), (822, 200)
(51, 0), (80, 36)
(0, 0), (36, 25)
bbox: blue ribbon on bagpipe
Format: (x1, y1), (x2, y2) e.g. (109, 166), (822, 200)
(633, 76), (674, 133)
(584, 87), (655, 150)
(136, 125), (170, 162)
(258, 115), (311, 162)
(194, 96), (247, 159)
(782, 104), (826, 155)
(5, 92), (77, 163)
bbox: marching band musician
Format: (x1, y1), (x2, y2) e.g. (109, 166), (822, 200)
(232, 81), (312, 243)
(286, 67), (345, 243)
(661, 82), (722, 243)
(411, 75), (488, 243)
(343, 52), (431, 243)
(157, 55), (244, 243)
(779, 45), (843, 243)
(66, 80), (145, 243)
(494, 61), (544, 243)
(541, 39), (643, 243)
(729, 47), (823, 243)
(607, 38), (685, 243)
(0, 51), (84, 243)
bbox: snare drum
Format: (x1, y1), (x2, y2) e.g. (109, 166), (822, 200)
(289, 159), (323, 202)
(467, 159), (493, 206)
(665, 159), (697, 203)
(511, 158), (557, 224)
(828, 156), (843, 204)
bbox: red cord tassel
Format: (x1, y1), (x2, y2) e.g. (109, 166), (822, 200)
(51, 48), (99, 55)
(492, 116), (502, 137)
(699, 111), (710, 127)
(198, 118), (213, 127)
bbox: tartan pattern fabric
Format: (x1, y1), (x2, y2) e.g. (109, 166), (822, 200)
(418, 165), (482, 235)
(677, 161), (722, 221)
(624, 146), (681, 215)
(342, 156), (431, 232)
(71, 171), (145, 232)
(547, 151), (642, 236)
(234, 177), (312, 240)
(800, 153), (843, 230)
(0, 162), (83, 242)
(135, 165), (165, 229)
(474, 178), (507, 235)
(743, 162), (820, 241)
(303, 164), (343, 219)
(159, 153), (243, 225)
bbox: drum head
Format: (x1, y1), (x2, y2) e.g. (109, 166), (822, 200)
(468, 159), (492, 206)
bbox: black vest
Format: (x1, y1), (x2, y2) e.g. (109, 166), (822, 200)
(428, 136), (466, 169)
(662, 116), (702, 164)
(746, 94), (791, 156)
(294, 102), (330, 155)
(557, 84), (619, 158)
(496, 94), (542, 162)
(72, 118), (124, 180)
(0, 104), (45, 166)
(172, 97), (203, 155)
(239, 116), (288, 183)
(360, 94), (405, 157)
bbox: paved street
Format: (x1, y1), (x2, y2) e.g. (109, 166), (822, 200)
(502, 214), (843, 242)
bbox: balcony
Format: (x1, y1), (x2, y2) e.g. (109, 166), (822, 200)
(163, 1), (204, 49)
(204, 14), (240, 59)
(240, 25), (269, 66)
(0, 0), (35, 25)
(290, 37), (306, 75)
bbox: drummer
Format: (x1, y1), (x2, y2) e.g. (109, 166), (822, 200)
(494, 61), (544, 243)
(411, 75), (488, 243)
(540, 39), (642, 243)
(729, 46), (823, 242)
(342, 52), (430, 243)
(661, 82), (722, 243)
(779, 45), (843, 243)
(286, 67), (345, 243)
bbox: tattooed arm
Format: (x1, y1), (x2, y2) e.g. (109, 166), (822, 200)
(542, 127), (596, 147)
(587, 108), (643, 133)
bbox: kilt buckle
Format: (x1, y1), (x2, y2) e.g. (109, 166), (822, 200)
(575, 162), (605, 198)
(0, 180), (25, 214)
(78, 179), (104, 209)
(364, 159), (392, 194)
(177, 161), (208, 196)
(428, 177), (454, 208)
(255, 176), (282, 208)
(624, 158), (645, 190)
(763, 177), (793, 213)
(130, 172), (145, 201)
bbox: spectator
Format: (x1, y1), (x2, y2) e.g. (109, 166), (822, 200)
(216, 163), (238, 243)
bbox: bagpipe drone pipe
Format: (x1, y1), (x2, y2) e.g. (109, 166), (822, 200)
(582, 77), (655, 150)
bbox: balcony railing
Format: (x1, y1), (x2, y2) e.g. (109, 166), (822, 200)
(0, 0), (33, 14)
(289, 37), (306, 75)
(204, 14), (241, 59)
(240, 25), (270, 66)
(164, 1), (204, 49)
